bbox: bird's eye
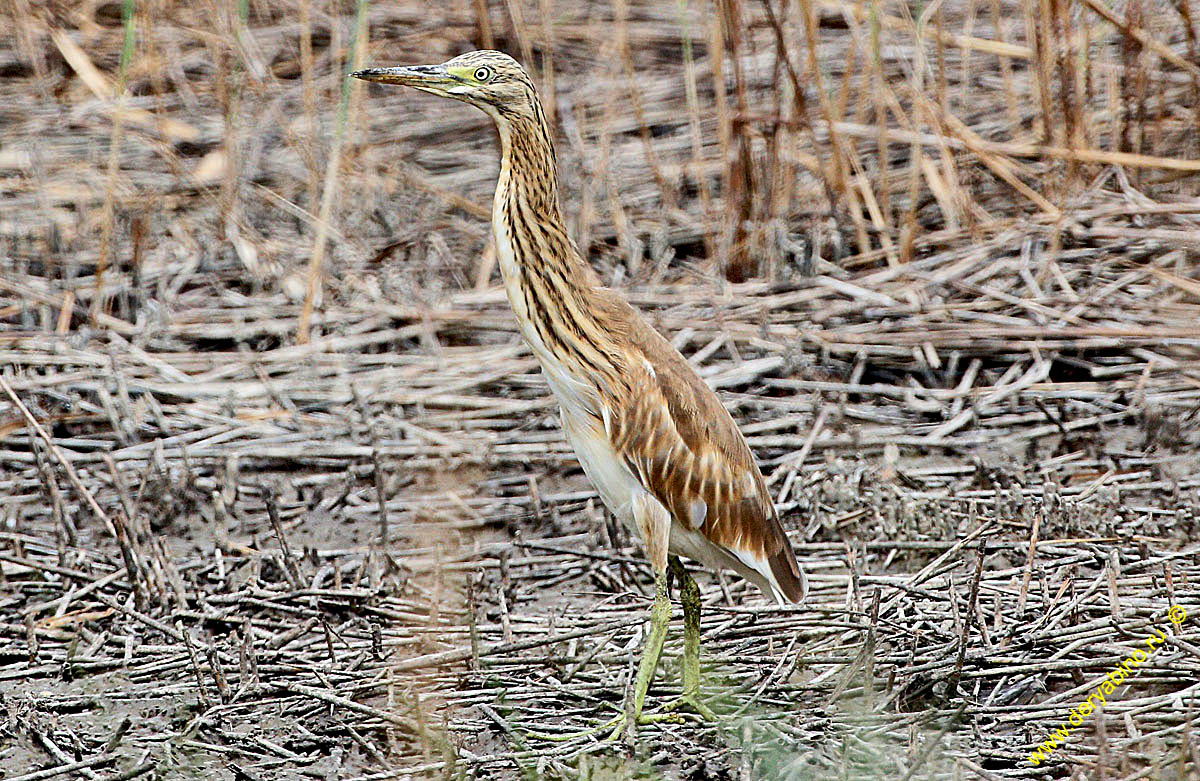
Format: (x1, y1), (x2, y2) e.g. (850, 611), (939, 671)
(473, 66), (492, 82)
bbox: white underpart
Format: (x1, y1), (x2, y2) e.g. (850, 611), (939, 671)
(558, 405), (784, 599)
(492, 177), (654, 551)
(559, 410), (643, 531)
(729, 548), (787, 604)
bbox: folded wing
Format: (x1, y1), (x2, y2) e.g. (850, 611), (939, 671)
(603, 307), (807, 603)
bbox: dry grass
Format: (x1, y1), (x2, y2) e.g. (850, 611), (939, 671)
(2, 0), (1200, 778)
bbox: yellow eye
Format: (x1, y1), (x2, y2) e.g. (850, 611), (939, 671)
(473, 66), (492, 82)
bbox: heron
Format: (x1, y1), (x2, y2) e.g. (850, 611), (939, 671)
(351, 50), (806, 731)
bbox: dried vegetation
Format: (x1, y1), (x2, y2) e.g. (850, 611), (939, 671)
(1, 0), (1200, 778)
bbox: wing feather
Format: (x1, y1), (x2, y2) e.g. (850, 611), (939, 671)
(603, 307), (806, 603)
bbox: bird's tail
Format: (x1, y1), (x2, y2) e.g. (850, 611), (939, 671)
(768, 544), (808, 604)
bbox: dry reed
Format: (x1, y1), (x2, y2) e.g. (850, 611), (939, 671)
(1, 0), (1199, 778)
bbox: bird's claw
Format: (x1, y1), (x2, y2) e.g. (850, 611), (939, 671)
(612, 694), (716, 740)
(663, 693), (717, 721)
(604, 707), (688, 743)
(521, 694), (714, 744)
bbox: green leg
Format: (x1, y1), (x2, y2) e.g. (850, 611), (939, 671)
(525, 569), (677, 744)
(625, 567), (671, 737)
(525, 562), (711, 744)
(669, 556), (716, 720)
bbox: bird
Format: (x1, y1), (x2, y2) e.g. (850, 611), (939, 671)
(351, 50), (806, 730)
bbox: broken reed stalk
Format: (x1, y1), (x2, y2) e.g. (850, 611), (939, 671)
(92, 0), (136, 327)
(30, 437), (76, 547)
(718, 0), (757, 282)
(947, 536), (986, 698)
(177, 619), (213, 711)
(758, 0), (840, 226)
(298, 0), (370, 345)
(299, 0), (320, 208)
(0, 377), (118, 540)
(263, 485), (303, 589)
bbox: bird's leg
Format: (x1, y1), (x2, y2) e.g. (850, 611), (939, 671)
(522, 571), (676, 744)
(667, 556), (716, 720)
(670, 557), (702, 699)
(530, 499), (687, 743)
(624, 566), (672, 735)
(530, 563), (703, 743)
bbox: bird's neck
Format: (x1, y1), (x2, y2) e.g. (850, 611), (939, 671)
(495, 113), (563, 224)
(493, 114), (576, 286)
(491, 112), (624, 397)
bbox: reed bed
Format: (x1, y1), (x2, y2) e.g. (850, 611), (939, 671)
(1, 0), (1199, 778)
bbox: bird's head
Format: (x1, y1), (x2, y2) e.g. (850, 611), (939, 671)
(351, 50), (539, 122)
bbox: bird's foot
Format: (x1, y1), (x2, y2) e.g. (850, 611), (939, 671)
(662, 691), (717, 721)
(522, 719), (615, 743)
(608, 692), (716, 741)
(521, 706), (685, 744)
(603, 703), (690, 744)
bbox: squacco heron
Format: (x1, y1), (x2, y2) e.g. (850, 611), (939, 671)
(352, 50), (806, 731)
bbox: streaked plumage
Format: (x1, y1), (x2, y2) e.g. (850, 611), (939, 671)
(353, 50), (806, 725)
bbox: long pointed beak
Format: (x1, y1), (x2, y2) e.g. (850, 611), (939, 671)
(350, 64), (452, 88)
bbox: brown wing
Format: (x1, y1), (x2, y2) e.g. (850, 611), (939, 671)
(602, 301), (806, 603)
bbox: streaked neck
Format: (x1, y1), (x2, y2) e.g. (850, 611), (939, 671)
(490, 108), (624, 397)
(493, 112), (569, 262)
(491, 106), (591, 303)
